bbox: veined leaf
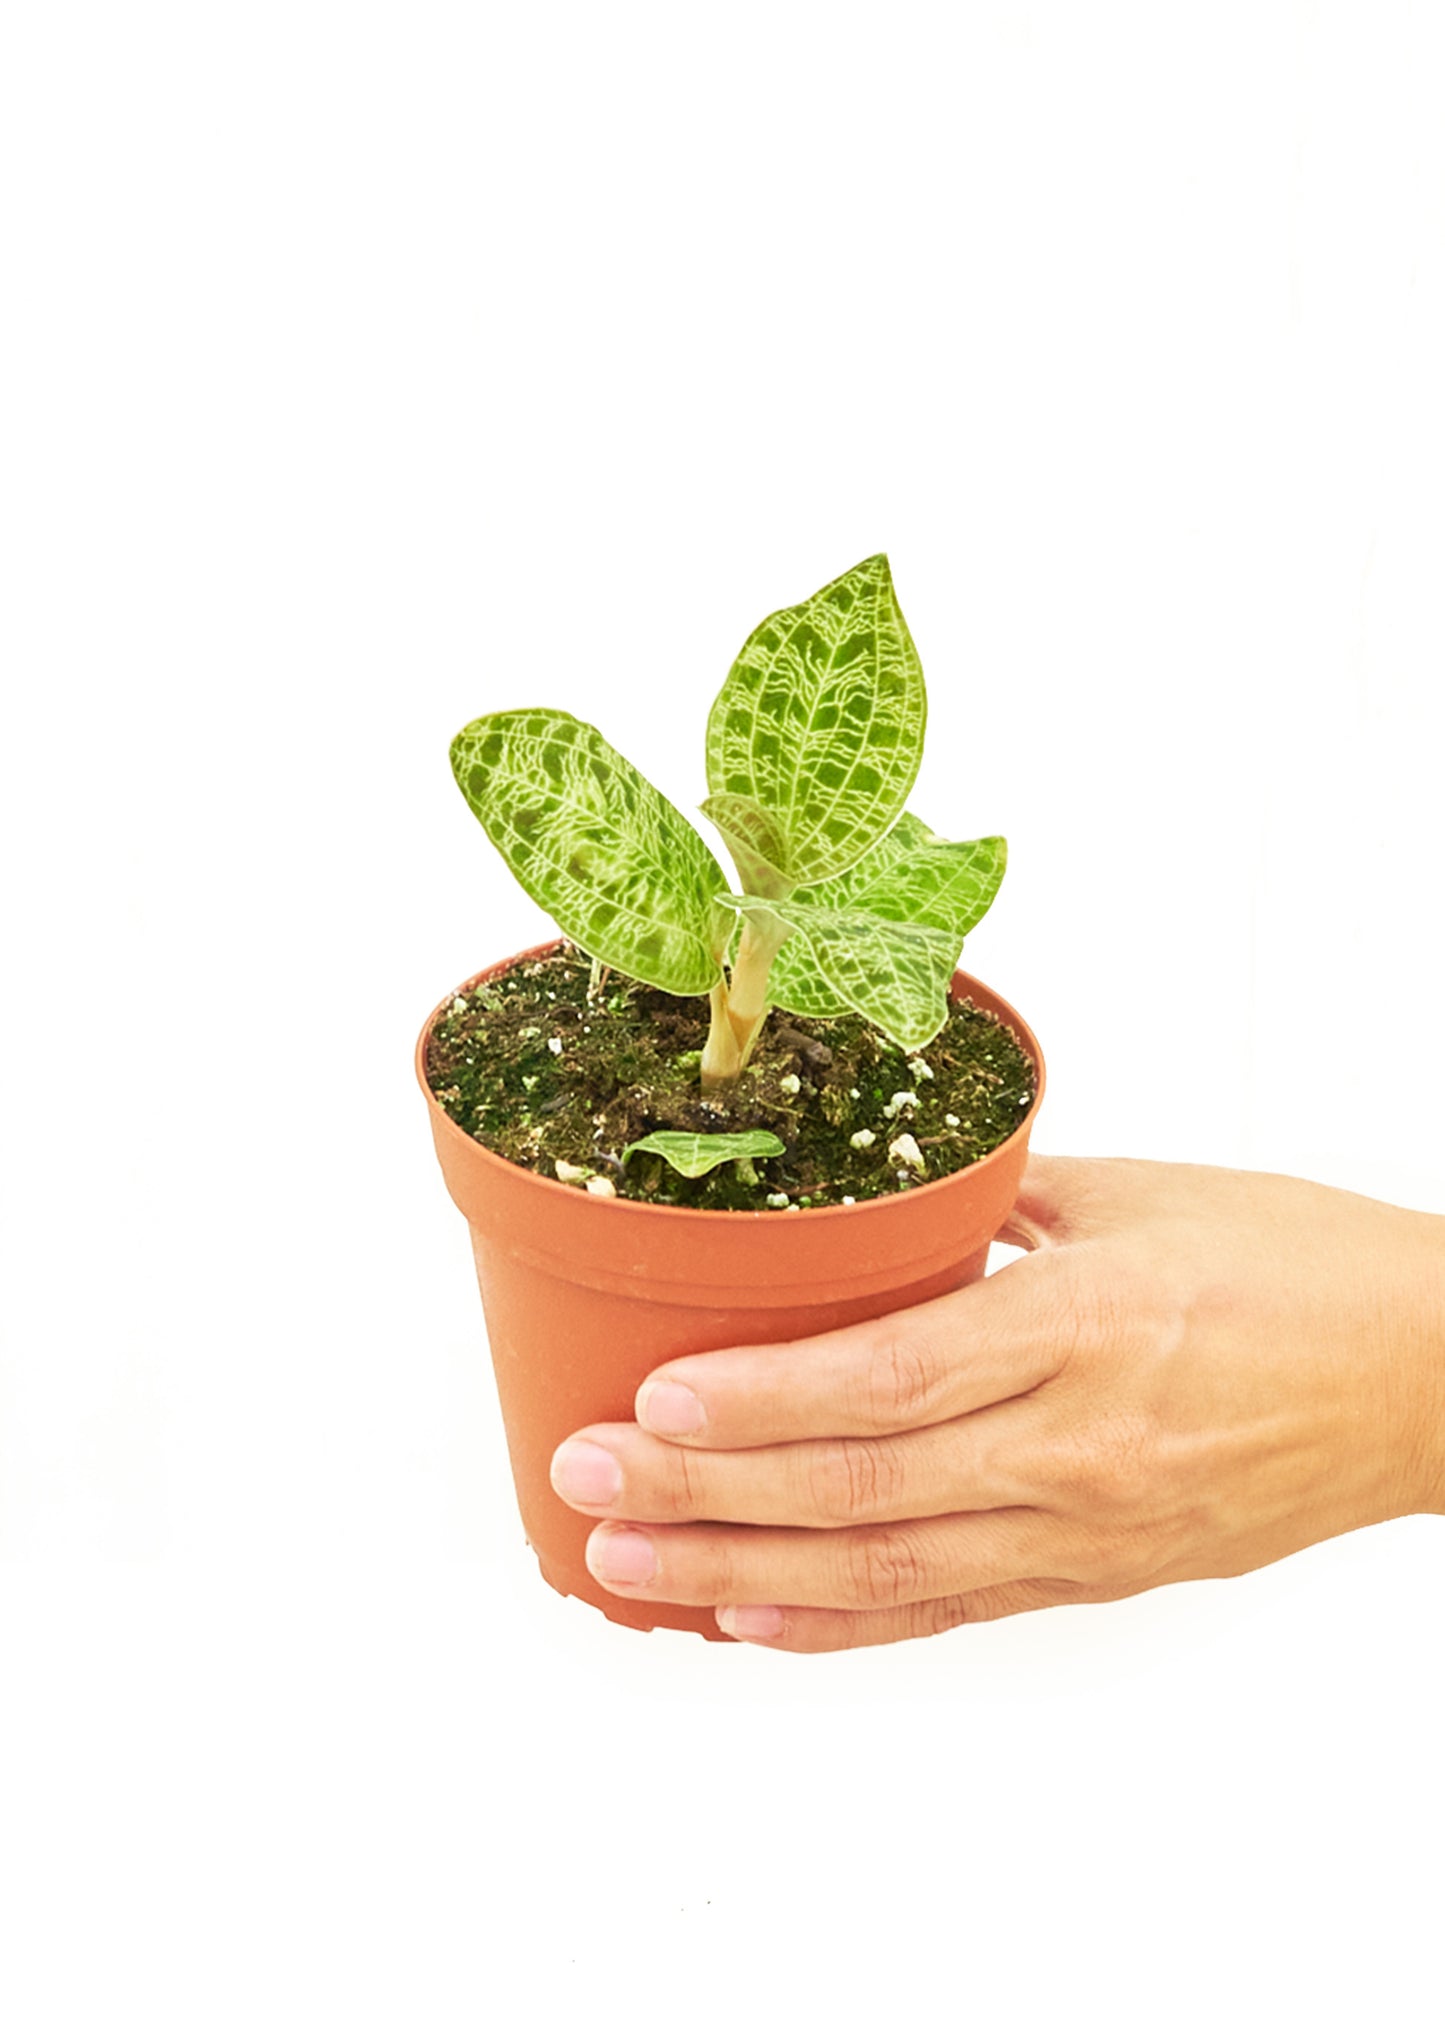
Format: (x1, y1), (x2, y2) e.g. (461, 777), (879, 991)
(765, 815), (1006, 1019)
(694, 793), (794, 900)
(718, 893), (958, 1052)
(703, 554), (926, 890)
(451, 709), (727, 996)
(620, 1130), (786, 1178)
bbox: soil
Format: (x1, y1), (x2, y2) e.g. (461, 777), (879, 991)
(424, 942), (1036, 1212)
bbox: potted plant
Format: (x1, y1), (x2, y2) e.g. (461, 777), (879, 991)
(416, 555), (1045, 1638)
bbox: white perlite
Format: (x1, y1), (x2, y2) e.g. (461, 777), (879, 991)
(850, 1129), (876, 1150)
(584, 1175), (616, 1197)
(547, 1035), (563, 1055)
(554, 1160), (590, 1184)
(888, 1133), (925, 1171)
(451, 996), (468, 1014)
(907, 1057), (935, 1081)
(766, 1193), (790, 1209)
(944, 1113), (961, 1128)
(883, 1089), (919, 1119)
(779, 1073), (802, 1096)
(841, 1195), (856, 1206)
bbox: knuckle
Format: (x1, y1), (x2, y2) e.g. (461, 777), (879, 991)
(1093, 1419), (1157, 1512)
(695, 1527), (741, 1606)
(1029, 1252), (1109, 1375)
(807, 1436), (903, 1525)
(860, 1329), (943, 1428)
(845, 1523), (930, 1609)
(1046, 1252), (1153, 1377)
(1069, 1527), (1123, 1581)
(917, 1591), (984, 1637)
(1046, 1413), (1158, 1516)
(662, 1443), (704, 1519)
(1071, 1522), (1156, 1586)
(930, 1582), (1053, 1630)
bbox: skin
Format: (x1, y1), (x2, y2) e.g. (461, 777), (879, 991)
(549, 1156), (1445, 1653)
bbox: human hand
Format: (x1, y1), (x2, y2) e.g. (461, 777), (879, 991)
(549, 1156), (1445, 1651)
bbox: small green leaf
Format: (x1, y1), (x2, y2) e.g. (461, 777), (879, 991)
(718, 893), (958, 1052)
(620, 1129), (786, 1178)
(704, 555), (926, 890)
(451, 709), (728, 997)
(765, 815), (1007, 1020)
(694, 793), (795, 899)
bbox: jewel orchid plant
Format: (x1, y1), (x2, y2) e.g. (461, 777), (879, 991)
(450, 555), (1007, 1096)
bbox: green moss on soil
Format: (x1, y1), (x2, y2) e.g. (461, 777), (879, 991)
(424, 942), (1036, 1212)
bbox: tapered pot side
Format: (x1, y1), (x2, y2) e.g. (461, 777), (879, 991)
(416, 939), (1046, 1639)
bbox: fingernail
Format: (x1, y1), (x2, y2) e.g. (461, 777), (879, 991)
(587, 1526), (658, 1587)
(550, 1439), (622, 1507)
(717, 1605), (786, 1641)
(638, 1380), (706, 1436)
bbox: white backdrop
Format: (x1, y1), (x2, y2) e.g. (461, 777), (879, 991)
(3, 4), (1442, 2017)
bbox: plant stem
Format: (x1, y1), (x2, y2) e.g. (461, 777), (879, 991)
(700, 911), (791, 1093)
(701, 982), (741, 1089)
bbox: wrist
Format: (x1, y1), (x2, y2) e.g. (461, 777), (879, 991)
(1401, 1208), (1445, 1516)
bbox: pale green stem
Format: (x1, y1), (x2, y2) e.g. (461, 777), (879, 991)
(701, 981), (741, 1089)
(700, 912), (790, 1093)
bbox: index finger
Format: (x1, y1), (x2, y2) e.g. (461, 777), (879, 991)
(634, 1250), (1071, 1449)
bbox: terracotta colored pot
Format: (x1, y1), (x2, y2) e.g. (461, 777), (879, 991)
(416, 939), (1046, 1639)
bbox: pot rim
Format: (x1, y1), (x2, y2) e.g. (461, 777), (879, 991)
(415, 937), (1045, 1223)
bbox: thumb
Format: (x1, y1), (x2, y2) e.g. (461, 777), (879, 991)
(996, 1153), (1141, 1251)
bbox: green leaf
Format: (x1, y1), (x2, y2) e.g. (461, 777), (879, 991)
(765, 815), (1006, 1020)
(620, 1130), (787, 1178)
(718, 893), (959, 1052)
(693, 793), (795, 900)
(451, 709), (727, 996)
(702, 554), (926, 890)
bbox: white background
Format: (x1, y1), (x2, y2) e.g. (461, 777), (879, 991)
(2, 4), (1443, 2017)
